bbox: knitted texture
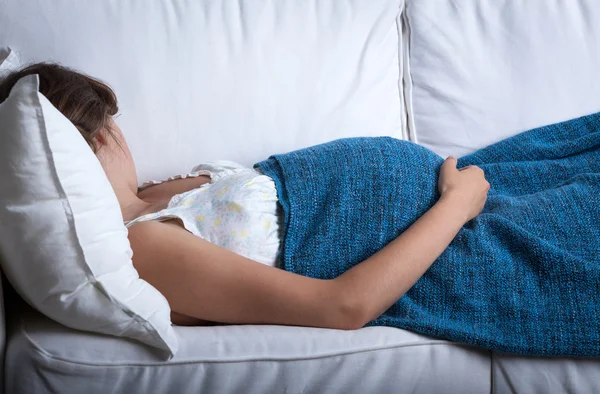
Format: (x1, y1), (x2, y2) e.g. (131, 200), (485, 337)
(254, 112), (600, 357)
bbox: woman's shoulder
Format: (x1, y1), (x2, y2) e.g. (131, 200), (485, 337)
(127, 219), (174, 239)
(127, 220), (195, 262)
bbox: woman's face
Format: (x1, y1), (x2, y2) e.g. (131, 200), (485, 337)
(95, 119), (139, 195)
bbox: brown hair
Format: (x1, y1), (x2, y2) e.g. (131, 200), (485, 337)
(0, 62), (119, 152)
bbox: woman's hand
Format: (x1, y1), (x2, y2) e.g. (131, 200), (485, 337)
(438, 156), (490, 222)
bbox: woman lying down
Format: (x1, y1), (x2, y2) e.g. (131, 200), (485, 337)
(1, 64), (599, 358)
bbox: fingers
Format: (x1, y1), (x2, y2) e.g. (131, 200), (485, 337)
(459, 165), (490, 189)
(459, 165), (484, 175)
(442, 156), (458, 173)
(445, 156), (457, 165)
(442, 156), (488, 178)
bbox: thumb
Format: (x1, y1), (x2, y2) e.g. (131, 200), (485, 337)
(441, 156), (458, 173)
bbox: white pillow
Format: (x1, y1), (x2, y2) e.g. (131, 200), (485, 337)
(0, 47), (19, 75)
(0, 75), (178, 358)
(404, 0), (600, 158)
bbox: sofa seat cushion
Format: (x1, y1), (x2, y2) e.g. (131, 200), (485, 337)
(6, 301), (490, 394)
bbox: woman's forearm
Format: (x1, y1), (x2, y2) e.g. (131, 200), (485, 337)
(332, 194), (468, 327)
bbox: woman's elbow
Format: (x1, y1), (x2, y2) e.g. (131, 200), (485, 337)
(325, 280), (370, 330)
(335, 304), (368, 330)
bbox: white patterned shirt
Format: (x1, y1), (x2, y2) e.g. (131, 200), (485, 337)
(126, 160), (282, 267)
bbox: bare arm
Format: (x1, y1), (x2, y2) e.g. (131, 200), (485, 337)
(129, 220), (348, 328)
(129, 156), (489, 329)
(331, 193), (468, 324)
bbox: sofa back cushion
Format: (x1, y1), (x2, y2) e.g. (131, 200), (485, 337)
(404, 0), (600, 158)
(0, 0), (405, 184)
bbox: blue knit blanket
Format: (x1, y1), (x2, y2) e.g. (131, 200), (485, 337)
(254, 112), (600, 357)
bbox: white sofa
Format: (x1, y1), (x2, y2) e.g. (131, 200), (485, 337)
(1, 1), (600, 393)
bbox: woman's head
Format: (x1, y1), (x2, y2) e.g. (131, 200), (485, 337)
(0, 63), (139, 197)
(0, 62), (119, 152)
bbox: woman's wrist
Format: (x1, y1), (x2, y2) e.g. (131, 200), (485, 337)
(437, 193), (470, 225)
